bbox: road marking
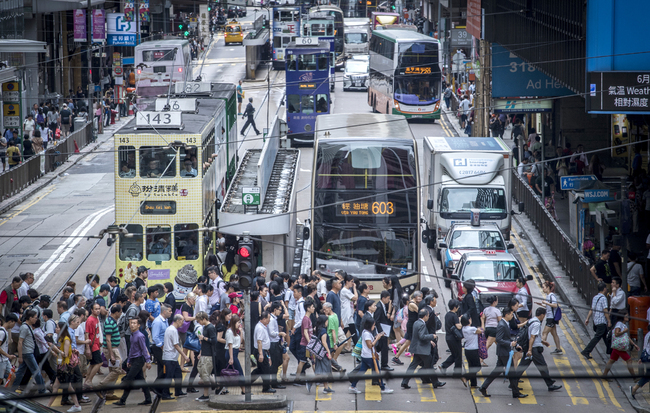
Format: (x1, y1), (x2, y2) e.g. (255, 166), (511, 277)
(0, 185), (56, 228)
(423, 266), (430, 283)
(439, 115), (453, 137)
(518, 373), (537, 405)
(315, 384), (331, 401)
(32, 205), (114, 290)
(510, 229), (621, 409)
(416, 378), (436, 401)
(365, 377), (381, 401)
(471, 386), (491, 403)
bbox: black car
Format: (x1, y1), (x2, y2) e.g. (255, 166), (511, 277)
(228, 5), (246, 18)
(0, 390), (63, 412)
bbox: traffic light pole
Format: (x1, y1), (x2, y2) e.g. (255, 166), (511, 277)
(243, 289), (252, 402)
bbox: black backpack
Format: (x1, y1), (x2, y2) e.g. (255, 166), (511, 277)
(516, 319), (540, 351)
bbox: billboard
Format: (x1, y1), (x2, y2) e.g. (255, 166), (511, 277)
(587, 71), (650, 114)
(107, 13), (138, 46)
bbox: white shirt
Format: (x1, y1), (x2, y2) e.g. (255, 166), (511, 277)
(209, 276), (224, 306)
(610, 288), (626, 310)
(253, 322), (270, 350)
(462, 326), (478, 350)
(76, 323), (86, 354)
(195, 295), (209, 314)
(163, 325), (180, 361)
(460, 99), (471, 115)
(316, 280), (327, 299)
(360, 330), (373, 358)
(293, 297), (305, 329)
(628, 262), (644, 288)
(340, 287), (354, 325)
(285, 289), (296, 310)
(268, 314), (280, 343)
(82, 284), (94, 300)
(17, 281), (29, 298)
(0, 327), (8, 361)
(528, 318), (543, 348)
(545, 293), (557, 319)
(225, 328), (241, 349)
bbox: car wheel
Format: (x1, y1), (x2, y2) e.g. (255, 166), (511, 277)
(435, 247), (441, 261)
(444, 279), (451, 289)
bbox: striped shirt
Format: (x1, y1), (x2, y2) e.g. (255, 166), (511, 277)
(591, 293), (608, 326)
(103, 316), (121, 348)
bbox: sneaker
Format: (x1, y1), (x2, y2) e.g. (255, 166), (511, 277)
(391, 344), (398, 354)
(631, 385), (637, 400)
(392, 357), (404, 366)
(405, 352), (411, 357)
(67, 407), (82, 413)
(381, 388), (394, 394)
(196, 395), (210, 402)
(323, 387), (335, 393)
(551, 349), (563, 355)
(348, 386), (362, 394)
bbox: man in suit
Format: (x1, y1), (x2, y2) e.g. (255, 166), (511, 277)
(240, 97), (260, 135)
(478, 307), (528, 398)
(401, 309), (445, 389)
(374, 291), (394, 371)
(422, 294), (444, 386)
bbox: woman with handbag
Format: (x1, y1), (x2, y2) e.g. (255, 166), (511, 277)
(224, 314), (245, 394)
(312, 315), (334, 393)
(603, 311), (639, 381)
(181, 293), (197, 369)
(536, 281), (564, 355)
(47, 322), (81, 411)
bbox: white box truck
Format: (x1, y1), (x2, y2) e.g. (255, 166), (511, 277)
(422, 136), (522, 259)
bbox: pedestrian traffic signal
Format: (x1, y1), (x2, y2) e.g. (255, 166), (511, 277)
(237, 235), (254, 288)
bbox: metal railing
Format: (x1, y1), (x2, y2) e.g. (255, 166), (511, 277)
(0, 122), (93, 202)
(512, 170), (597, 305)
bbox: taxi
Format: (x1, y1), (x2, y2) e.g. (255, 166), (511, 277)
(438, 220), (513, 288)
(225, 20), (244, 44)
(450, 250), (533, 311)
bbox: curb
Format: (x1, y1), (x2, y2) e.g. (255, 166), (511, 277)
(246, 63), (272, 83)
(0, 119), (131, 216)
(207, 394), (287, 410)
(513, 214), (648, 413)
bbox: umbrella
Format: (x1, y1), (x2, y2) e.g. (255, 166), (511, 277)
(505, 349), (515, 376)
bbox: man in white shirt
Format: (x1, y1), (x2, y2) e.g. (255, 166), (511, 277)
(459, 96), (471, 129)
(207, 266), (224, 313)
(162, 315), (189, 399)
(252, 311), (274, 393)
(313, 270), (327, 300)
(609, 277), (626, 325)
(195, 284), (209, 314)
(17, 273), (34, 298)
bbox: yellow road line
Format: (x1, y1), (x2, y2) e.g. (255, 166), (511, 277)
(518, 373), (537, 405)
(511, 229), (621, 409)
(365, 377), (381, 400)
(315, 384), (331, 401)
(471, 387), (491, 403)
(0, 185), (56, 228)
(416, 378), (437, 401)
(439, 115), (453, 137)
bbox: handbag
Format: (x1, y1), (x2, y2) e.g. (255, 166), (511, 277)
(306, 335), (326, 360)
(449, 324), (464, 341)
(641, 349), (650, 363)
(352, 339), (362, 360)
(611, 331), (630, 351)
(220, 364), (240, 382)
(478, 333), (488, 359)
(184, 332), (201, 352)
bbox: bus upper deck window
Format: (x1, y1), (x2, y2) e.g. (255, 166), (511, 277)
(317, 54), (328, 70)
(140, 146), (176, 178)
(180, 146), (197, 178)
(299, 54), (317, 71)
(118, 146), (136, 178)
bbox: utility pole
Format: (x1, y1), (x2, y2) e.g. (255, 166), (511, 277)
(243, 289), (252, 402)
(86, 0), (96, 140)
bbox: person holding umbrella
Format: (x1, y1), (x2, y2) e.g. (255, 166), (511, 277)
(478, 307), (528, 399)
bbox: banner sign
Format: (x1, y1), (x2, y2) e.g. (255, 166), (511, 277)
(74, 9), (86, 42)
(107, 13), (138, 46)
(124, 2), (134, 22)
(140, 0), (150, 22)
(92, 10), (105, 42)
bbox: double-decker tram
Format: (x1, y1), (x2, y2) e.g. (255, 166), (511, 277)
(311, 113), (421, 295)
(308, 5), (345, 68)
(272, 6), (301, 69)
(285, 39), (331, 146)
(114, 95), (234, 297)
(368, 29), (441, 121)
(302, 16), (337, 90)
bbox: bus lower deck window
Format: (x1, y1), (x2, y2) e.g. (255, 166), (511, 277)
(147, 226), (171, 261)
(175, 224), (199, 260)
(119, 224), (143, 261)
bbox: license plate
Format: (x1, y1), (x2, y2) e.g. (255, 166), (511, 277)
(354, 82), (361, 87)
(411, 114), (422, 118)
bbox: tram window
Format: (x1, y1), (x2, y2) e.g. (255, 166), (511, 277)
(299, 54), (317, 71)
(175, 224), (199, 260)
(287, 94), (300, 113)
(146, 226), (171, 261)
(317, 54), (328, 70)
(287, 54), (297, 71)
(140, 146), (176, 178)
(273, 37), (282, 48)
(180, 146), (198, 178)
(301, 95), (314, 114)
(316, 94), (328, 113)
(118, 146), (136, 178)
(119, 224), (143, 261)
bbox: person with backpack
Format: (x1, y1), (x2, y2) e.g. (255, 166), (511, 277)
(443, 85), (453, 110)
(536, 281), (564, 355)
(514, 307), (562, 391)
(581, 282), (611, 360)
(121, 292), (143, 351)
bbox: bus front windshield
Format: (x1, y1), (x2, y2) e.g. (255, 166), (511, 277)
(440, 188), (507, 215)
(314, 228), (416, 277)
(345, 32), (368, 44)
(395, 77), (437, 105)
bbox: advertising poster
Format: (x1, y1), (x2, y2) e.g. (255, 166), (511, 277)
(611, 114), (629, 158)
(92, 10), (106, 42)
(124, 2), (134, 22)
(74, 9), (86, 42)
(140, 0), (150, 22)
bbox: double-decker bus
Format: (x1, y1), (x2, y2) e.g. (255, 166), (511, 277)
(308, 5), (345, 68)
(114, 97), (234, 298)
(135, 39), (192, 97)
(311, 113), (420, 295)
(272, 6), (301, 70)
(368, 30), (441, 121)
(285, 39), (331, 146)
(302, 17), (336, 90)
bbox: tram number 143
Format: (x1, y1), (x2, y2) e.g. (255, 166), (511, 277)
(136, 111), (183, 128)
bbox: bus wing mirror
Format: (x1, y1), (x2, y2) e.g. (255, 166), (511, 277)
(427, 199), (433, 210)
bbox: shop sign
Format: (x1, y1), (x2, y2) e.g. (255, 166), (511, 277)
(493, 99), (553, 113)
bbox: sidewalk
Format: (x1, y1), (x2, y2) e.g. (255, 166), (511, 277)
(0, 115), (133, 215)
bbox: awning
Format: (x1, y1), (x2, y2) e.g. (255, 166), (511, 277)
(0, 39), (47, 54)
(493, 99), (553, 113)
(0, 68), (17, 84)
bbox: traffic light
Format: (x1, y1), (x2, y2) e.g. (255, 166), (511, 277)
(237, 235), (254, 289)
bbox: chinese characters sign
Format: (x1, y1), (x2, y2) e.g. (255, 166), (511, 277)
(336, 201), (395, 216)
(92, 10), (105, 42)
(404, 67), (432, 75)
(588, 71), (650, 113)
(74, 9), (86, 42)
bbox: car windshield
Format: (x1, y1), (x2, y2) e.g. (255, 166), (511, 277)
(345, 32), (368, 44)
(449, 230), (505, 250)
(346, 61), (368, 73)
(440, 187), (507, 214)
(462, 260), (523, 282)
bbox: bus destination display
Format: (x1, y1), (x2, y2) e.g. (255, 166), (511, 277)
(336, 201), (395, 216)
(141, 201), (177, 215)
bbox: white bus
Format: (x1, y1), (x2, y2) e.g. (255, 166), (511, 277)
(368, 29), (441, 121)
(135, 39), (191, 97)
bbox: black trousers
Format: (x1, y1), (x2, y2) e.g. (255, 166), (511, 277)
(516, 347), (554, 387)
(377, 335), (389, 367)
(163, 360), (183, 397)
(441, 339), (463, 376)
(401, 353), (431, 386)
(480, 354), (520, 395)
(150, 345), (165, 382)
(241, 116), (260, 134)
(464, 348), (481, 386)
(583, 323), (608, 355)
(120, 356), (151, 403)
(251, 350), (271, 390)
(269, 342), (282, 384)
(60, 365), (83, 403)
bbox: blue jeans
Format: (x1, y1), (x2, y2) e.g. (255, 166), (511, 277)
(349, 357), (384, 390)
(13, 353), (46, 393)
(444, 97), (450, 110)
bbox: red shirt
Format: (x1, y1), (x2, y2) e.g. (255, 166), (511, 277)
(230, 304), (239, 316)
(86, 316), (101, 352)
(0, 289), (17, 305)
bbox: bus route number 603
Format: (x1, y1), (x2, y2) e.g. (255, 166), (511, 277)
(372, 201), (394, 215)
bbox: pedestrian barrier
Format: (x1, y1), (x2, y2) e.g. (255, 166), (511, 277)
(0, 122), (92, 202)
(512, 170), (598, 305)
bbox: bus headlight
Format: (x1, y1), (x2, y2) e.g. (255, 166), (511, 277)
(393, 100), (400, 111)
(434, 100), (440, 111)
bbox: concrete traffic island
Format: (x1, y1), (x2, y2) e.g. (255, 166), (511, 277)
(207, 394), (287, 410)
